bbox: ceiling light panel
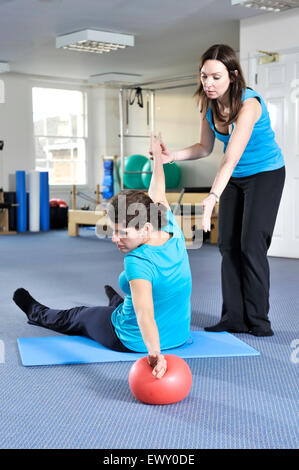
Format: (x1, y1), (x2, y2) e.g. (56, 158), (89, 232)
(231, 0), (299, 11)
(89, 72), (142, 84)
(56, 29), (135, 54)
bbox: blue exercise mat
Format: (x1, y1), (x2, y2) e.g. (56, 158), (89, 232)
(17, 331), (259, 366)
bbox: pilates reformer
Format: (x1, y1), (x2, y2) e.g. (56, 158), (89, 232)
(68, 183), (110, 237)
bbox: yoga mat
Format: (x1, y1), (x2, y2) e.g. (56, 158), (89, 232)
(40, 171), (50, 231)
(15, 170), (27, 232)
(17, 331), (260, 367)
(29, 170), (40, 232)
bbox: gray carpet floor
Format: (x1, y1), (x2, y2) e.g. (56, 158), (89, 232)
(0, 229), (298, 449)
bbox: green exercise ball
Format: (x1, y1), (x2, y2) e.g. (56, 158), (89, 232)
(118, 154), (148, 189)
(141, 160), (181, 189)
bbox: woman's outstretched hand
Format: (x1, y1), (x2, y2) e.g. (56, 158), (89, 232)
(149, 132), (175, 164)
(201, 194), (216, 232)
(150, 132), (163, 159)
(148, 352), (167, 379)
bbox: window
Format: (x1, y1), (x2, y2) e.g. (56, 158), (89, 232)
(32, 87), (87, 185)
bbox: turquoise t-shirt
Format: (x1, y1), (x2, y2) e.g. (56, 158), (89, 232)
(206, 87), (285, 177)
(111, 210), (192, 353)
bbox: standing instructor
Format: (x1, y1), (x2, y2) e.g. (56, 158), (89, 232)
(153, 44), (285, 336)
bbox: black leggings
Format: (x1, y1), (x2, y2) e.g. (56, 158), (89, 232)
(27, 292), (133, 352)
(218, 166), (285, 331)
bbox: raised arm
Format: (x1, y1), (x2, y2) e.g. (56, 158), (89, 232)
(129, 278), (167, 378)
(148, 132), (170, 210)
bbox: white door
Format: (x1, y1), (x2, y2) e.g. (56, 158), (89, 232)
(254, 52), (299, 259)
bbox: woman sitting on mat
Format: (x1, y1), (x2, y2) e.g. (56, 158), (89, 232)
(13, 133), (192, 379)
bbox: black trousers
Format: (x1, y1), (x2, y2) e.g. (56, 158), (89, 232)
(28, 291), (133, 352)
(218, 166), (285, 332)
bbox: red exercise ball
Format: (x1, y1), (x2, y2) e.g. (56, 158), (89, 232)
(129, 354), (192, 405)
(50, 198), (67, 208)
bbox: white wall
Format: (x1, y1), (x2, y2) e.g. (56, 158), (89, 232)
(0, 73), (35, 190)
(240, 8), (299, 82)
(87, 86), (118, 204)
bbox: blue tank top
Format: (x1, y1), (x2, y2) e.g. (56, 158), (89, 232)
(206, 87), (284, 177)
(111, 210), (192, 353)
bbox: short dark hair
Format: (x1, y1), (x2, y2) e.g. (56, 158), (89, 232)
(107, 189), (168, 231)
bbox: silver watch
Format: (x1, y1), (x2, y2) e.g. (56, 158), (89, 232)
(209, 191), (219, 203)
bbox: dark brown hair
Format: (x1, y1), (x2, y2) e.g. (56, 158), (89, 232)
(194, 44), (247, 125)
(107, 189), (168, 231)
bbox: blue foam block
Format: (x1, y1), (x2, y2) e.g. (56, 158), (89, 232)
(16, 170), (27, 232)
(17, 331), (259, 366)
(40, 171), (50, 231)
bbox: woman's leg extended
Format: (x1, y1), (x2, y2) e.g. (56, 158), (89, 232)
(70, 304), (131, 352)
(240, 167), (285, 335)
(205, 179), (249, 332)
(13, 288), (131, 352)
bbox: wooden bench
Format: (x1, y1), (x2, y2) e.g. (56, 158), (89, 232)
(68, 183), (109, 237)
(68, 209), (108, 237)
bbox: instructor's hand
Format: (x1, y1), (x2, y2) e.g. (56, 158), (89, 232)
(201, 195), (216, 232)
(148, 352), (167, 379)
(150, 132), (163, 159)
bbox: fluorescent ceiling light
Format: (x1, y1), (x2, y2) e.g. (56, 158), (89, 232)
(0, 61), (10, 73)
(231, 0), (299, 11)
(89, 72), (142, 84)
(56, 29), (134, 54)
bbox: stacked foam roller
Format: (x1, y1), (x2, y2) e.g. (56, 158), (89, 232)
(15, 170), (50, 232)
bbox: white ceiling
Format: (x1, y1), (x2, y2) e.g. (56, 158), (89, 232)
(0, 0), (269, 82)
